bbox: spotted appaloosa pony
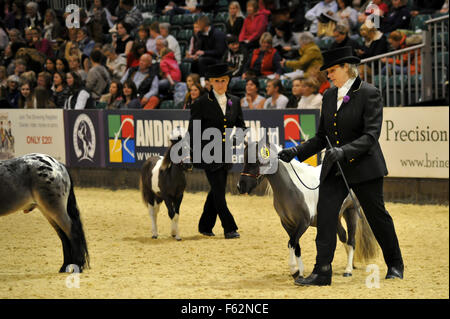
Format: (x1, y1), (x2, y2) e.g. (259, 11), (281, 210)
(238, 141), (378, 279)
(140, 131), (192, 241)
(0, 153), (89, 272)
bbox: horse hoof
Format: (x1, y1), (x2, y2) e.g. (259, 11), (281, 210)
(343, 272), (352, 277)
(292, 271), (300, 280)
(152, 235), (158, 239)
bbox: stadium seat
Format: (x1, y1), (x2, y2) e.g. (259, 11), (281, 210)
(158, 15), (171, 24)
(160, 100), (175, 109)
(171, 14), (184, 32)
(180, 62), (192, 81)
(179, 43), (186, 58)
(230, 78), (247, 97)
(258, 78), (268, 95)
(213, 12), (229, 24)
(177, 29), (193, 42)
(282, 79), (293, 91)
(170, 29), (178, 38)
(183, 14), (200, 28)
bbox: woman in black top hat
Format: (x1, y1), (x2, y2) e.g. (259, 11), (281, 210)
(188, 63), (246, 239)
(278, 46), (404, 286)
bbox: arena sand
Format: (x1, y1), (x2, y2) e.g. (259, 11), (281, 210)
(0, 188), (448, 299)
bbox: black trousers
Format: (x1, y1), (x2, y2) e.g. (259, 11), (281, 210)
(315, 172), (403, 269)
(199, 166), (238, 234)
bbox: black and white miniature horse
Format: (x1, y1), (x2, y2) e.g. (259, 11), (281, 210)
(140, 133), (192, 240)
(238, 141), (378, 279)
(0, 153), (89, 272)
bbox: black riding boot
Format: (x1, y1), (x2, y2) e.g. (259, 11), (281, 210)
(295, 264), (332, 286)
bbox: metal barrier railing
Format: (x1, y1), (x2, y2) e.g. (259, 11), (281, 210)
(425, 14), (449, 100)
(360, 34), (431, 106)
(49, 0), (88, 10)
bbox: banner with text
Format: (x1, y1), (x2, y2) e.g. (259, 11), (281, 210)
(0, 109), (66, 163)
(380, 107), (449, 178)
(103, 109), (320, 169)
(64, 110), (106, 167)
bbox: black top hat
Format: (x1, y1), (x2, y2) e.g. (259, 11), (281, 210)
(205, 63), (232, 79)
(320, 46), (361, 71)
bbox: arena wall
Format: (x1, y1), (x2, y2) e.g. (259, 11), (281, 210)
(68, 167), (449, 205)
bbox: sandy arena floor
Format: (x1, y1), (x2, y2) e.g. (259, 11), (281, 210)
(0, 188), (448, 299)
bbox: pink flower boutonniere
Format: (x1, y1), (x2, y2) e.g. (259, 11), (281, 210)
(343, 95), (350, 103)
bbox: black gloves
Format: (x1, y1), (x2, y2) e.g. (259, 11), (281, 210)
(278, 147), (298, 162)
(325, 147), (345, 164)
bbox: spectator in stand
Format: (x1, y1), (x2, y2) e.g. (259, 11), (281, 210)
(5, 1), (26, 31)
(42, 9), (63, 41)
(239, 0), (269, 51)
(226, 1), (245, 38)
(24, 1), (43, 29)
(85, 50), (111, 100)
(357, 0), (389, 25)
(37, 71), (53, 91)
(64, 71), (92, 109)
(381, 30), (421, 75)
(243, 32), (283, 79)
(194, 15), (227, 76)
(44, 57), (56, 74)
(183, 82), (204, 109)
(52, 71), (70, 108)
(135, 25), (149, 49)
(305, 0), (338, 36)
(183, 73), (201, 107)
(222, 35), (248, 80)
(159, 23), (182, 64)
(282, 32), (324, 78)
(87, 0), (114, 43)
(68, 55), (87, 82)
(113, 21), (134, 56)
(356, 19), (388, 59)
(333, 0), (359, 32)
(263, 79), (288, 109)
(61, 28), (81, 61)
(103, 44), (127, 80)
(35, 85), (56, 108)
(159, 47), (182, 94)
(272, 20), (301, 60)
(241, 77), (266, 109)
(411, 0), (446, 16)
(14, 59), (27, 77)
(146, 22), (163, 58)
(18, 81), (35, 108)
(330, 23), (361, 55)
(0, 67), (7, 88)
(7, 29), (26, 46)
(185, 21), (203, 60)
(100, 80), (124, 109)
(20, 70), (36, 88)
(121, 53), (159, 109)
(77, 27), (96, 57)
(286, 77), (303, 108)
(4, 75), (20, 108)
(119, 0), (143, 29)
(297, 76), (322, 110)
(380, 0), (411, 34)
(55, 58), (69, 74)
(161, 1), (198, 15)
(122, 79), (141, 109)
(317, 70), (331, 94)
(127, 41), (148, 68)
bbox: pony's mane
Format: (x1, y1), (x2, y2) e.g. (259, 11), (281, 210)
(160, 144), (173, 170)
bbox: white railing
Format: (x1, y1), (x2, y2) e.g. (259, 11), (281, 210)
(49, 0), (88, 10)
(426, 14), (449, 100)
(360, 35), (431, 106)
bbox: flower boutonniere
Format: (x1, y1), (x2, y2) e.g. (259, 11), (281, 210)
(343, 95), (350, 103)
(227, 99), (232, 107)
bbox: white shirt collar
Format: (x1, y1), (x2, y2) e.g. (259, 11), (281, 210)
(338, 77), (356, 97)
(213, 90), (226, 100)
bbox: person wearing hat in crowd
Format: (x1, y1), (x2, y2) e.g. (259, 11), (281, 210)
(278, 46), (404, 286)
(188, 63), (245, 239)
(222, 34), (248, 86)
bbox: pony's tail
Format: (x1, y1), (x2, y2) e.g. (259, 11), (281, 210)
(354, 206), (379, 263)
(67, 172), (90, 271)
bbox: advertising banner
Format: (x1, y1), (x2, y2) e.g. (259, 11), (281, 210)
(64, 110), (106, 167)
(0, 109), (66, 163)
(380, 107), (449, 178)
(103, 109), (320, 170)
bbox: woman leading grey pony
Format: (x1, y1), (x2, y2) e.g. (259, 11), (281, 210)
(278, 46), (404, 286)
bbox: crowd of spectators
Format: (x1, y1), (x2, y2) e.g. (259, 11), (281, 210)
(0, 0), (447, 111)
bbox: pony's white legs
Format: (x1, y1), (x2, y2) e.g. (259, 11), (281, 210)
(344, 244), (354, 276)
(171, 213), (181, 241)
(148, 203), (159, 239)
(288, 244), (300, 278)
(296, 255), (305, 278)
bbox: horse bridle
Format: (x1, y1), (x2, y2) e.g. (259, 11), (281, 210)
(240, 170), (263, 184)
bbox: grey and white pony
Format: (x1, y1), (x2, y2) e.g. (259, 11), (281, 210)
(0, 153), (89, 272)
(140, 130), (192, 241)
(237, 141), (378, 279)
